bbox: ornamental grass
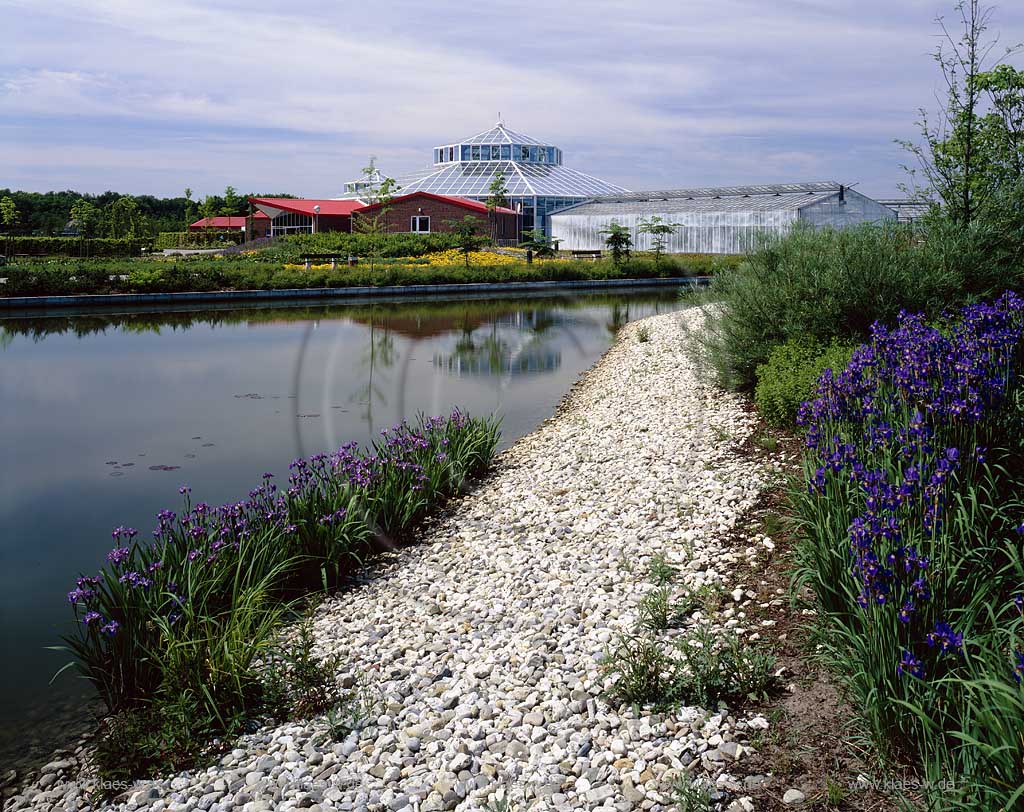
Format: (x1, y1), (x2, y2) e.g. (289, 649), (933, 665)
(60, 410), (499, 775)
(792, 292), (1024, 808)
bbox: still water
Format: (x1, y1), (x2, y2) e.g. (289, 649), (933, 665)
(0, 288), (684, 770)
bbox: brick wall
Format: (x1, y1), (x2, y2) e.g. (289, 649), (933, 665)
(358, 197), (519, 240)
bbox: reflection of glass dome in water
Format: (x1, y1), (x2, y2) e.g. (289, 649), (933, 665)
(380, 120), (629, 234)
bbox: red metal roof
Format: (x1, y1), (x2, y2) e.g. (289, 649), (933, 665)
(188, 214), (267, 229)
(248, 198), (365, 217)
(356, 192), (518, 216)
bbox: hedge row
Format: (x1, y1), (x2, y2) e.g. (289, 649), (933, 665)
(0, 237), (152, 258)
(154, 231), (247, 250)
(0, 255), (728, 297)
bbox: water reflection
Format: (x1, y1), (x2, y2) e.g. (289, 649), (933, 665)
(0, 288), (685, 773)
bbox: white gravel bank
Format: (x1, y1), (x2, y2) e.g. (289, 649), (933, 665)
(13, 309), (783, 812)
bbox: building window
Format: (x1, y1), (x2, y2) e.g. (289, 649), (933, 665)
(449, 147), (455, 161)
(471, 146), (481, 160)
(461, 145), (471, 161)
(500, 144), (511, 160)
(411, 216), (430, 233)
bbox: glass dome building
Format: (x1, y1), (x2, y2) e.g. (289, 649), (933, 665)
(351, 121), (629, 235)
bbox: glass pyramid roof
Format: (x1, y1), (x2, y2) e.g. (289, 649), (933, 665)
(395, 161), (628, 199)
(458, 122), (548, 146)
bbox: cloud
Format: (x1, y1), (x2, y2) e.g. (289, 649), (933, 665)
(1, 0), (1022, 198)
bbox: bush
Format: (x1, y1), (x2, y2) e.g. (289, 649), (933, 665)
(793, 293), (1024, 808)
(154, 231), (245, 250)
(2, 236), (152, 257)
(699, 221), (1022, 390)
(754, 337), (856, 427)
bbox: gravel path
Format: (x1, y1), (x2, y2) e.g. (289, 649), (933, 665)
(13, 309), (784, 812)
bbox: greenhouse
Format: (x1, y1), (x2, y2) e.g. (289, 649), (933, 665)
(548, 182), (896, 254)
(369, 121), (629, 235)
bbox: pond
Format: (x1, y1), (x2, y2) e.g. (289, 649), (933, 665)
(0, 287), (686, 772)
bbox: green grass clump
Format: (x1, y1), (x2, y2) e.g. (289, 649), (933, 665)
(647, 554), (679, 586)
(754, 337), (856, 427)
(602, 627), (778, 710)
(668, 776), (713, 812)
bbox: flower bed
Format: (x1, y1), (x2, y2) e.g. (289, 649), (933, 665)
(62, 411), (499, 778)
(793, 292), (1024, 808)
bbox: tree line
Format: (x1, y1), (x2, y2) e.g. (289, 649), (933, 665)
(0, 187), (296, 238)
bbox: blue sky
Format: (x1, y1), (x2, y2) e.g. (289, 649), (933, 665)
(2, 0), (1022, 199)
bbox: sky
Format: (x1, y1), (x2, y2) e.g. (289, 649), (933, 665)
(1, 0), (1022, 200)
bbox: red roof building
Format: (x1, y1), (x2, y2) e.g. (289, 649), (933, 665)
(247, 193), (520, 239)
(355, 192), (520, 240)
(249, 198), (365, 236)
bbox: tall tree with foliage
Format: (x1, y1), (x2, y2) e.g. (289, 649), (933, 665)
(599, 221), (632, 267)
(976, 63), (1024, 183)
(638, 216), (680, 265)
(182, 188), (197, 228)
(352, 158), (402, 274)
(198, 196), (219, 236)
(0, 195), (17, 258)
(69, 200), (100, 239)
(446, 215), (487, 267)
(900, 1), (1021, 225)
(485, 170), (510, 243)
(222, 186), (243, 216)
(105, 196), (149, 238)
(1, 196), (20, 228)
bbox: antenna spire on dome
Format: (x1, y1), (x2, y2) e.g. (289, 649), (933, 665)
(496, 112), (503, 126)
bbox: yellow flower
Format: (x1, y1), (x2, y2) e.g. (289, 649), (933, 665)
(423, 249), (521, 267)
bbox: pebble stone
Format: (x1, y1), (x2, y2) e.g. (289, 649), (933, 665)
(7, 310), (789, 812)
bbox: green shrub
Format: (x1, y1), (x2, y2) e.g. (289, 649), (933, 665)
(699, 220), (1022, 390)
(2, 236), (151, 257)
(154, 231), (245, 250)
(754, 337), (856, 427)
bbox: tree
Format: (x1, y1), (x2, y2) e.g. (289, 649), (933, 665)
(183, 188), (197, 229)
(222, 185), (242, 216)
(977, 64), (1024, 182)
(599, 221), (632, 267)
(1, 196), (20, 228)
(446, 215), (487, 267)
(485, 171), (510, 243)
(69, 199), (100, 239)
(0, 196), (17, 257)
(638, 216), (680, 266)
(105, 196), (148, 238)
(899, 1), (1021, 225)
(197, 196), (219, 240)
(352, 158), (402, 273)
(518, 228), (558, 257)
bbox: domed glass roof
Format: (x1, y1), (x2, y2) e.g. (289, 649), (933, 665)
(396, 120), (628, 200)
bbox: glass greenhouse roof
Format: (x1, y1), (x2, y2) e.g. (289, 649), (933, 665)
(395, 161), (628, 199)
(458, 123), (548, 146)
